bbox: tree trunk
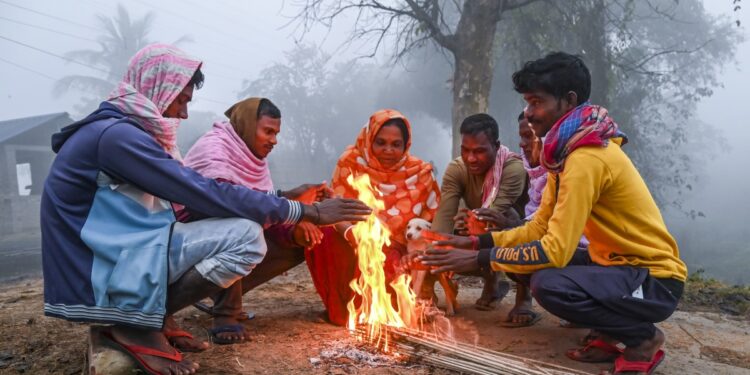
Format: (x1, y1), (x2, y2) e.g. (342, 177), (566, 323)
(582, 0), (610, 107)
(450, 0), (502, 158)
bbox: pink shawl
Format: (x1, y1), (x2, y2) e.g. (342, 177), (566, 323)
(481, 145), (521, 208)
(106, 43), (202, 158)
(183, 120), (274, 192)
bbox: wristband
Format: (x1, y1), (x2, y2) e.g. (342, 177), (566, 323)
(470, 235), (479, 250)
(478, 233), (495, 249)
(477, 248), (491, 273)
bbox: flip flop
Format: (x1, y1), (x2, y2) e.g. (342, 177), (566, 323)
(578, 330), (600, 346)
(193, 301), (255, 321)
(163, 329), (206, 353)
(209, 324), (248, 345)
(498, 308), (542, 328)
(611, 349), (665, 374)
(101, 329), (184, 375)
(566, 338), (624, 363)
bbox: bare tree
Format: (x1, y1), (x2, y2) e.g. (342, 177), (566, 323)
(292, 0), (539, 157)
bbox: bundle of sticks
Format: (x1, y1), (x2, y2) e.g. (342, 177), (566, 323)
(356, 327), (590, 375)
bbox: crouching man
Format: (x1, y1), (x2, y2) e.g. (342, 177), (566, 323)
(420, 52), (686, 375)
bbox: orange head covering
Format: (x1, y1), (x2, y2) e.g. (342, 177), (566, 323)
(332, 109), (440, 244)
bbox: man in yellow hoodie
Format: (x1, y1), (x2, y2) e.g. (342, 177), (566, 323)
(419, 52), (686, 374)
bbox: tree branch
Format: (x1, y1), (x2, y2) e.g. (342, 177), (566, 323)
(619, 39), (714, 75)
(403, 0), (457, 51)
(502, 0), (542, 12)
(290, 0), (459, 62)
(496, 0), (542, 23)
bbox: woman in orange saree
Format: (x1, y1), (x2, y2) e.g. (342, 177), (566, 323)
(306, 109), (440, 325)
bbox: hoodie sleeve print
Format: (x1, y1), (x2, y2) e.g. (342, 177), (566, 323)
(98, 122), (301, 226)
(478, 153), (607, 274)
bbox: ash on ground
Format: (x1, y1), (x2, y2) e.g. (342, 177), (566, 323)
(310, 337), (422, 370)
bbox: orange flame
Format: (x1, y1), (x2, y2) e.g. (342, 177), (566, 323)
(346, 174), (419, 352)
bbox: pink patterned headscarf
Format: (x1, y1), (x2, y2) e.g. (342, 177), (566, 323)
(106, 43), (202, 158)
(481, 145), (521, 208)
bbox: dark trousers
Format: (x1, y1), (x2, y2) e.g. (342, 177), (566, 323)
(212, 227), (305, 317)
(514, 251), (683, 347)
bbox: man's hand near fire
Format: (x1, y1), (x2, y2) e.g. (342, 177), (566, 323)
(399, 229), (482, 274)
(418, 248), (481, 274)
(420, 229), (477, 250)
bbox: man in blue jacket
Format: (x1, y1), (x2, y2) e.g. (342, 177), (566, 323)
(41, 44), (370, 374)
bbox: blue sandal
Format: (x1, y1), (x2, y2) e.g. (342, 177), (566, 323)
(209, 324), (248, 345)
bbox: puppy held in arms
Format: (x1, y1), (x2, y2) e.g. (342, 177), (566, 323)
(405, 218), (458, 316)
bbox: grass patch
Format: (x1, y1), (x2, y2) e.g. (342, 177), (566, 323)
(680, 269), (750, 317)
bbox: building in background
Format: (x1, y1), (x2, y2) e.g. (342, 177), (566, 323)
(0, 112), (72, 236)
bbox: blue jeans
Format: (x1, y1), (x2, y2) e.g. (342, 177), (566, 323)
(168, 218), (267, 288)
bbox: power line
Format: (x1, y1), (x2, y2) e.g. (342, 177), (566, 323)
(0, 0), (100, 32)
(0, 51), (234, 108)
(130, 0), (270, 51)
(0, 35), (109, 74)
(1, 16), (249, 76)
(77, 0), (114, 13)
(0, 32), (251, 88)
(0, 56), (56, 80)
(1, 0), (258, 78)
(82, 0), (259, 72)
(0, 2), (257, 103)
(0, 16), (98, 43)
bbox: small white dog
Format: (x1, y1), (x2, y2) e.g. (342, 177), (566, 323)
(405, 218), (458, 316)
(405, 218), (432, 251)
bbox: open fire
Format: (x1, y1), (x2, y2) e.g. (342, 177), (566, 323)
(345, 173), (422, 352)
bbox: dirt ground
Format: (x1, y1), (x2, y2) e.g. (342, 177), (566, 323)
(1, 265), (749, 375)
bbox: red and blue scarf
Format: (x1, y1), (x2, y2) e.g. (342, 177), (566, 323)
(541, 102), (627, 173)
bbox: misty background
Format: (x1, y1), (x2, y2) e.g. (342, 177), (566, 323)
(1, 0), (748, 283)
